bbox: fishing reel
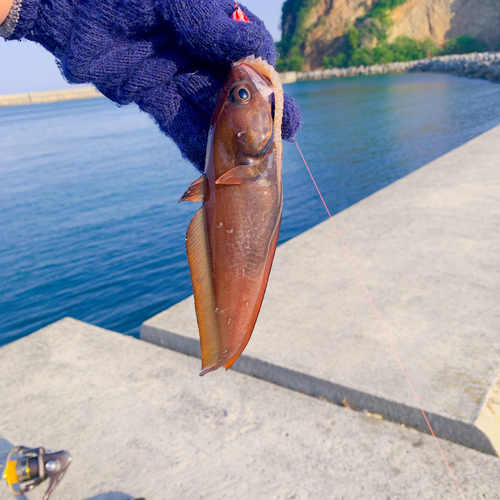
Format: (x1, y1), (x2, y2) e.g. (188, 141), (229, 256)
(2, 446), (71, 500)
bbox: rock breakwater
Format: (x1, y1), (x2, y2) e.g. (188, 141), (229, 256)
(297, 61), (419, 81)
(411, 52), (500, 83)
(285, 52), (500, 85)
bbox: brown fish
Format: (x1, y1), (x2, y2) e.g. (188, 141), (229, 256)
(180, 57), (284, 375)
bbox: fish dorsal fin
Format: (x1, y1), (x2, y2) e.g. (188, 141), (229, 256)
(179, 175), (206, 202)
(185, 208), (220, 375)
(215, 164), (265, 185)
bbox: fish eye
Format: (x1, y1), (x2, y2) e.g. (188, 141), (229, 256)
(230, 85), (251, 105)
(237, 88), (250, 101)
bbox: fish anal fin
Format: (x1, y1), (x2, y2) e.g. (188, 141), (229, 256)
(180, 175), (206, 202)
(185, 208), (221, 373)
(216, 164), (264, 185)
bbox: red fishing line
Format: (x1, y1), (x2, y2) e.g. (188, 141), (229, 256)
(232, 2), (249, 22)
(294, 140), (465, 500)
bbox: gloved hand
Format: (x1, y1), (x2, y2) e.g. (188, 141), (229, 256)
(7, 0), (301, 171)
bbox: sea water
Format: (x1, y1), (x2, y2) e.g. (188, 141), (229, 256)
(1, 72), (500, 345)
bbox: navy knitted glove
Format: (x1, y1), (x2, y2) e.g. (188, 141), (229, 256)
(7, 0), (301, 171)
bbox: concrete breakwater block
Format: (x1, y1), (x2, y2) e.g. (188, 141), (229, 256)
(2, 318), (500, 499)
(142, 125), (500, 456)
(0, 87), (103, 107)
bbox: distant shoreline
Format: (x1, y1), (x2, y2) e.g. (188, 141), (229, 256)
(0, 87), (103, 107)
(2, 52), (499, 107)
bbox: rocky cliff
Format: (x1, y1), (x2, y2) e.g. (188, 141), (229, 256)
(389, 0), (500, 48)
(278, 0), (500, 70)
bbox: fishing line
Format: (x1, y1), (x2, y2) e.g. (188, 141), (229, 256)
(294, 139), (465, 500)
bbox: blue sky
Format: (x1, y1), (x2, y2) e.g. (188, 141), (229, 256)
(0, 0), (284, 95)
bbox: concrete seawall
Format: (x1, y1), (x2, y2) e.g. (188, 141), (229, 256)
(0, 86), (103, 107)
(142, 124), (500, 457)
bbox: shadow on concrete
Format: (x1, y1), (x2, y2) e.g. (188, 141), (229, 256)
(84, 494), (145, 500)
(0, 437), (14, 466)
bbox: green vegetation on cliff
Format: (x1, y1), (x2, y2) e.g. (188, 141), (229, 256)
(369, 0), (408, 25)
(323, 35), (488, 69)
(443, 36), (488, 55)
(324, 35), (438, 68)
(277, 0), (320, 71)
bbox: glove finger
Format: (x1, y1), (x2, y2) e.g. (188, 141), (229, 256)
(122, 65), (212, 172)
(62, 28), (210, 170)
(175, 70), (224, 121)
(165, 98), (209, 172)
(282, 93), (302, 142)
(77, 0), (166, 38)
(61, 21), (177, 85)
(160, 0), (277, 65)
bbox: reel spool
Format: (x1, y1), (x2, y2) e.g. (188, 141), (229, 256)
(2, 446), (71, 500)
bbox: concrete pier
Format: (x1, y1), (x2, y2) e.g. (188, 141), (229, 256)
(1, 126), (500, 499)
(142, 124), (500, 456)
(1, 318), (500, 499)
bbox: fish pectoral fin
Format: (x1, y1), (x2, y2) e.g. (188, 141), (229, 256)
(215, 164), (264, 185)
(179, 175), (206, 202)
